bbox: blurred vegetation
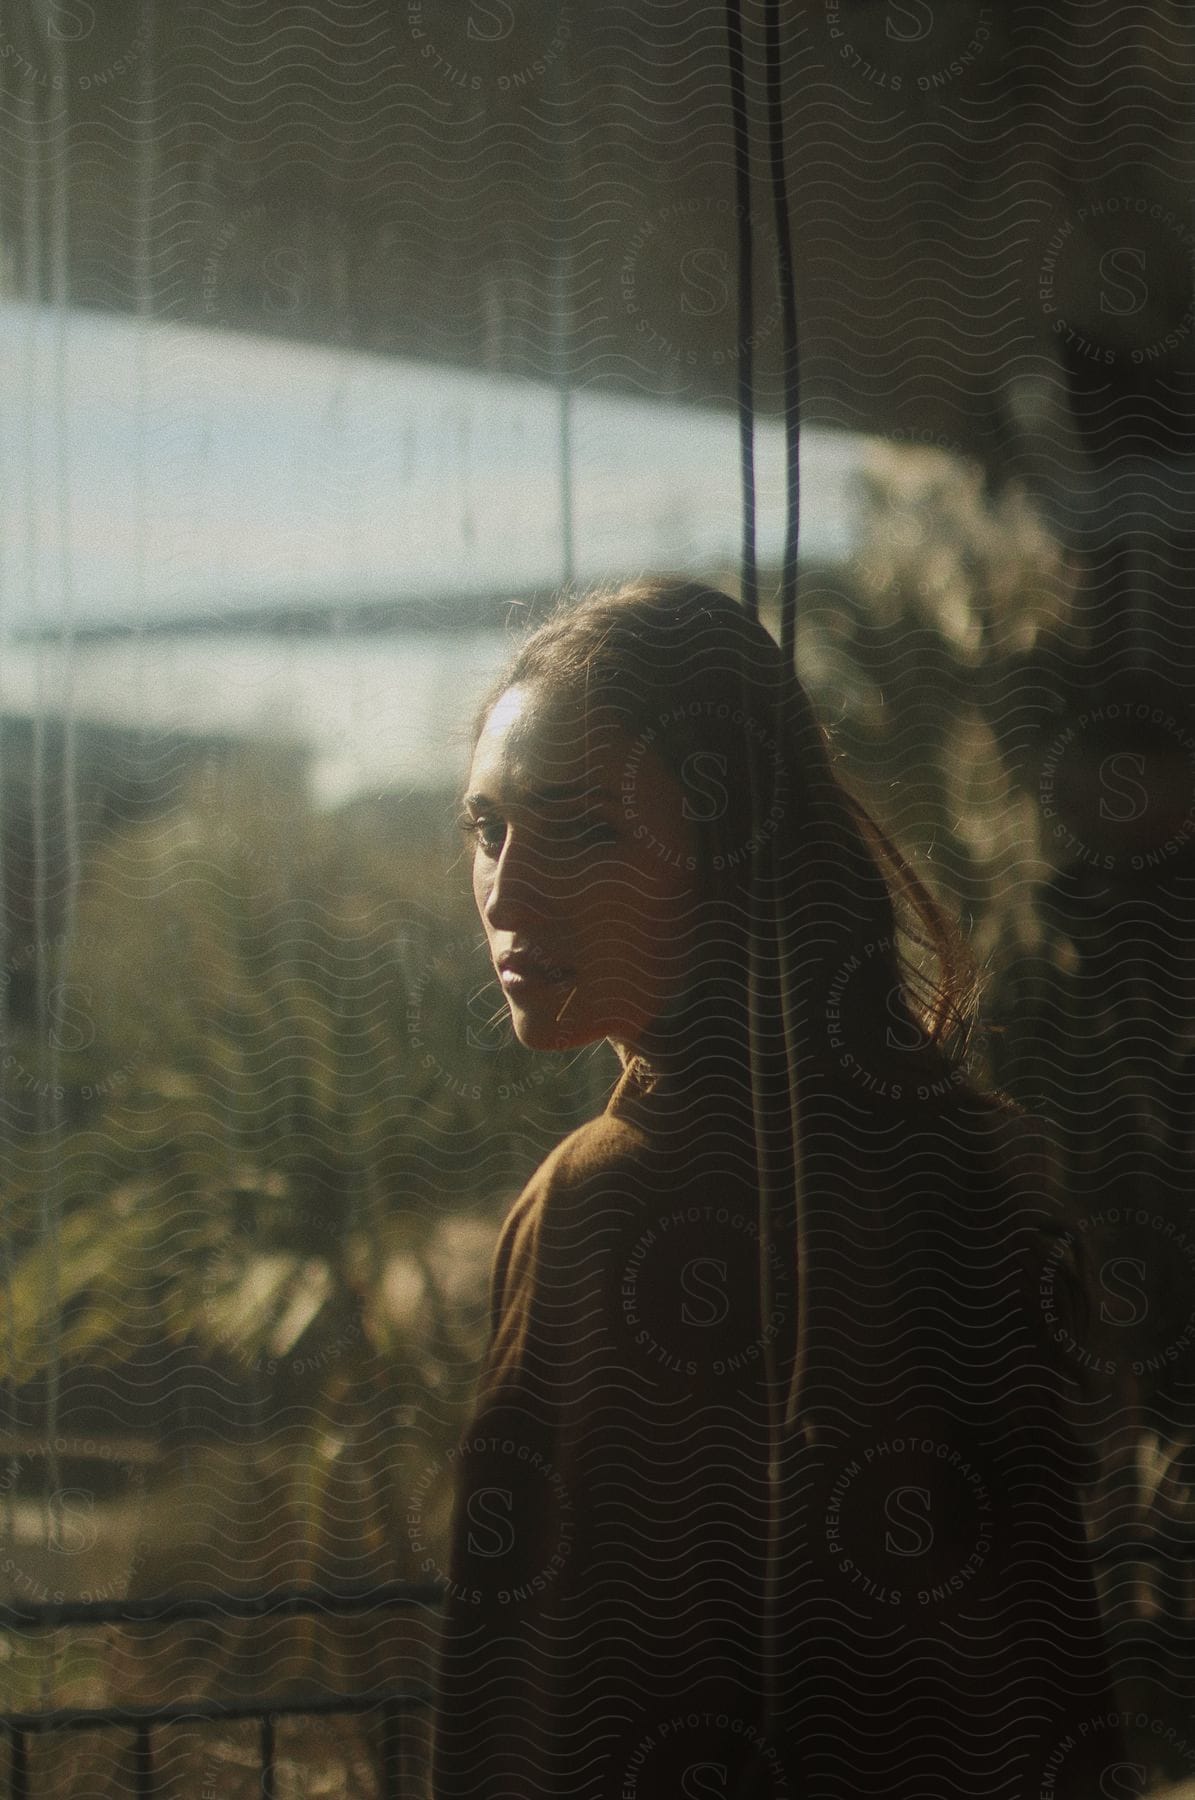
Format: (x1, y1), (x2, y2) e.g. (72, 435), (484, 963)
(0, 744), (608, 1772)
(1, 754), (596, 1374)
(795, 443), (1073, 978)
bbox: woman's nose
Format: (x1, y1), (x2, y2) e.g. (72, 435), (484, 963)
(482, 830), (562, 929)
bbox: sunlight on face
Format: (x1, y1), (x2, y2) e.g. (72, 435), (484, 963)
(462, 684), (699, 1056)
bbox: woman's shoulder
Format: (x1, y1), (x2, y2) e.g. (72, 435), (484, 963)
(806, 1050), (1057, 1167)
(535, 1083), (655, 1190)
(803, 1058), (1074, 1276)
(505, 1056), (1066, 1224)
(500, 1059), (755, 1254)
(495, 1089), (653, 1245)
(480, 1102), (654, 1348)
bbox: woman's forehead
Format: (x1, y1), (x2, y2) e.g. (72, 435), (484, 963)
(471, 685), (631, 791)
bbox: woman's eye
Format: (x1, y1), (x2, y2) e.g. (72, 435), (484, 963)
(458, 814), (506, 856)
(456, 813), (616, 856)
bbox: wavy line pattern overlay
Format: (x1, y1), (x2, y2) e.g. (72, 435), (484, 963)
(0, 2), (1193, 1796)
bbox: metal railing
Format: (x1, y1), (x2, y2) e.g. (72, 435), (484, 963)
(0, 1581), (446, 1800)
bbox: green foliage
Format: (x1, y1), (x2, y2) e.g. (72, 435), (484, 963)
(794, 446), (1073, 976)
(0, 752), (599, 1393)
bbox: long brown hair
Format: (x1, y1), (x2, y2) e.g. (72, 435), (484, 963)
(468, 575), (983, 1094)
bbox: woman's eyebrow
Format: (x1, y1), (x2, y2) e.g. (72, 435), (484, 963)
(532, 781), (619, 804)
(462, 782), (617, 809)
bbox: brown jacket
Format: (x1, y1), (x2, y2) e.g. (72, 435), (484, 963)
(431, 1055), (1122, 1799)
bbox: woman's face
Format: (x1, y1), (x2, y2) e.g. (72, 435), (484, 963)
(462, 683), (699, 1056)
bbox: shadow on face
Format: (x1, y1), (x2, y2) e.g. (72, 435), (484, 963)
(463, 684), (704, 1056)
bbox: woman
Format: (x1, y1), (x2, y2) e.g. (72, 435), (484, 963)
(430, 577), (1121, 1799)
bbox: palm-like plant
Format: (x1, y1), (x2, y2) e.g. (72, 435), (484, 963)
(0, 752), (604, 1718)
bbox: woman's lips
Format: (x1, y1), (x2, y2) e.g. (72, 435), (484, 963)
(500, 965), (574, 993)
(500, 972), (575, 986)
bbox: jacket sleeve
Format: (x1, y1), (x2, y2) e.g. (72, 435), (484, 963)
(430, 1129), (778, 1800)
(429, 1167), (567, 1800)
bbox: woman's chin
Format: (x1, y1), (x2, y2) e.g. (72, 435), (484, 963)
(508, 1005), (589, 1054)
(509, 1003), (648, 1058)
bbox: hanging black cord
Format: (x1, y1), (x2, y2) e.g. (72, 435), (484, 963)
(726, 5), (808, 1782)
(759, 4), (808, 1773)
(725, 0), (758, 619)
(765, 0), (801, 662)
(726, 0), (791, 1769)
(760, 0), (810, 1458)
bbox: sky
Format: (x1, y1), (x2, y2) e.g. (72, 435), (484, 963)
(0, 302), (868, 635)
(0, 303), (882, 799)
